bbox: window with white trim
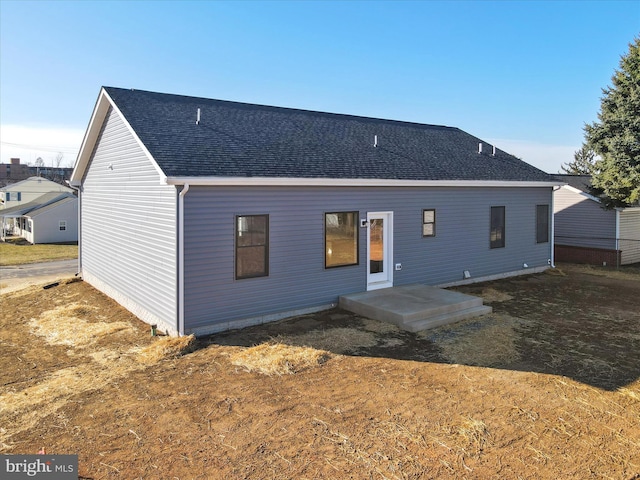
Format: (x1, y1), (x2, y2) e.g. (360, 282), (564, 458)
(422, 209), (436, 237)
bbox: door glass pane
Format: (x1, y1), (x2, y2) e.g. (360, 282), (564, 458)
(369, 218), (384, 274)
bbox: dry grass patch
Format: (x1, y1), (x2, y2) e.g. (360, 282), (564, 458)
(0, 349), (164, 452)
(562, 263), (640, 280)
(1, 335), (197, 450)
(28, 303), (134, 348)
(2, 283), (48, 298)
(427, 314), (524, 367)
(618, 385), (640, 401)
(137, 335), (197, 365)
(1, 294), (200, 451)
(230, 342), (331, 375)
(456, 417), (491, 455)
(545, 267), (566, 276)
(2, 364), (115, 417)
(274, 327), (378, 354)
(360, 318), (400, 334)
(480, 287), (513, 303)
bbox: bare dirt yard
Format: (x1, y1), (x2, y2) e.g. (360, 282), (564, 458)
(1, 264), (639, 479)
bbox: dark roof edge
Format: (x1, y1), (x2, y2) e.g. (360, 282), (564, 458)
(164, 176), (563, 187)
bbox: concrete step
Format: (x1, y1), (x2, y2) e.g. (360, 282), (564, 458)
(400, 305), (493, 332)
(339, 284), (492, 333)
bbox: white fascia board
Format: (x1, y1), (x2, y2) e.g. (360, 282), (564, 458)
(165, 176), (562, 188)
(71, 89), (109, 184)
(71, 88), (167, 185)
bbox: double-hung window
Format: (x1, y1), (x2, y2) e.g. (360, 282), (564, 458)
(422, 209), (436, 237)
(236, 215), (269, 279)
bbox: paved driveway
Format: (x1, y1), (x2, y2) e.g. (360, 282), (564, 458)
(0, 259), (78, 293)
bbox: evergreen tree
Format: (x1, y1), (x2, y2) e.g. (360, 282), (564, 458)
(584, 37), (640, 208)
(560, 145), (596, 174)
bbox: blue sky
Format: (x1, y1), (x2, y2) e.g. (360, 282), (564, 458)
(1, 0), (638, 173)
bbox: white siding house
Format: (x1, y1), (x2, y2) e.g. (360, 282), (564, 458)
(22, 196), (78, 244)
(619, 208), (640, 265)
(0, 177), (72, 209)
(0, 192), (78, 244)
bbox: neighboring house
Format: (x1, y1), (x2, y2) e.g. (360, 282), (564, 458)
(0, 192), (78, 243)
(71, 87), (560, 336)
(553, 174), (640, 266)
(0, 176), (73, 209)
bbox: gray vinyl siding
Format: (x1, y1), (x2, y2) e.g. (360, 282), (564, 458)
(553, 187), (616, 250)
(183, 185), (552, 331)
(80, 107), (177, 331)
(620, 209), (640, 265)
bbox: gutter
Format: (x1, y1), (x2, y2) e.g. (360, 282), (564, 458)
(550, 186), (559, 268)
(177, 183), (190, 336)
(165, 176), (563, 188)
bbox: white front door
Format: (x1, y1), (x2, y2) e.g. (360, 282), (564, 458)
(367, 211), (393, 291)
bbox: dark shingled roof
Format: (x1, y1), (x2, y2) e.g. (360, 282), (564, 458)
(104, 87), (554, 182)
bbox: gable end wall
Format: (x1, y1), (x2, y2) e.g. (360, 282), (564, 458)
(80, 107), (178, 333)
(553, 186), (616, 250)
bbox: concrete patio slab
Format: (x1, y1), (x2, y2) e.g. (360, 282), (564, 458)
(339, 284), (492, 332)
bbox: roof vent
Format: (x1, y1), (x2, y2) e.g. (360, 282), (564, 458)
(478, 142), (483, 154)
(492, 145), (496, 156)
(196, 108), (201, 125)
(374, 135), (378, 148)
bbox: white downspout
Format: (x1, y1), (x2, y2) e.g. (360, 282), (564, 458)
(67, 181), (82, 276)
(178, 183), (190, 336)
(550, 187), (558, 268)
(77, 187), (82, 276)
(615, 209), (621, 268)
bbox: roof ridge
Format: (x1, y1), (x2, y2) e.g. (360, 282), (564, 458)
(103, 86), (461, 132)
